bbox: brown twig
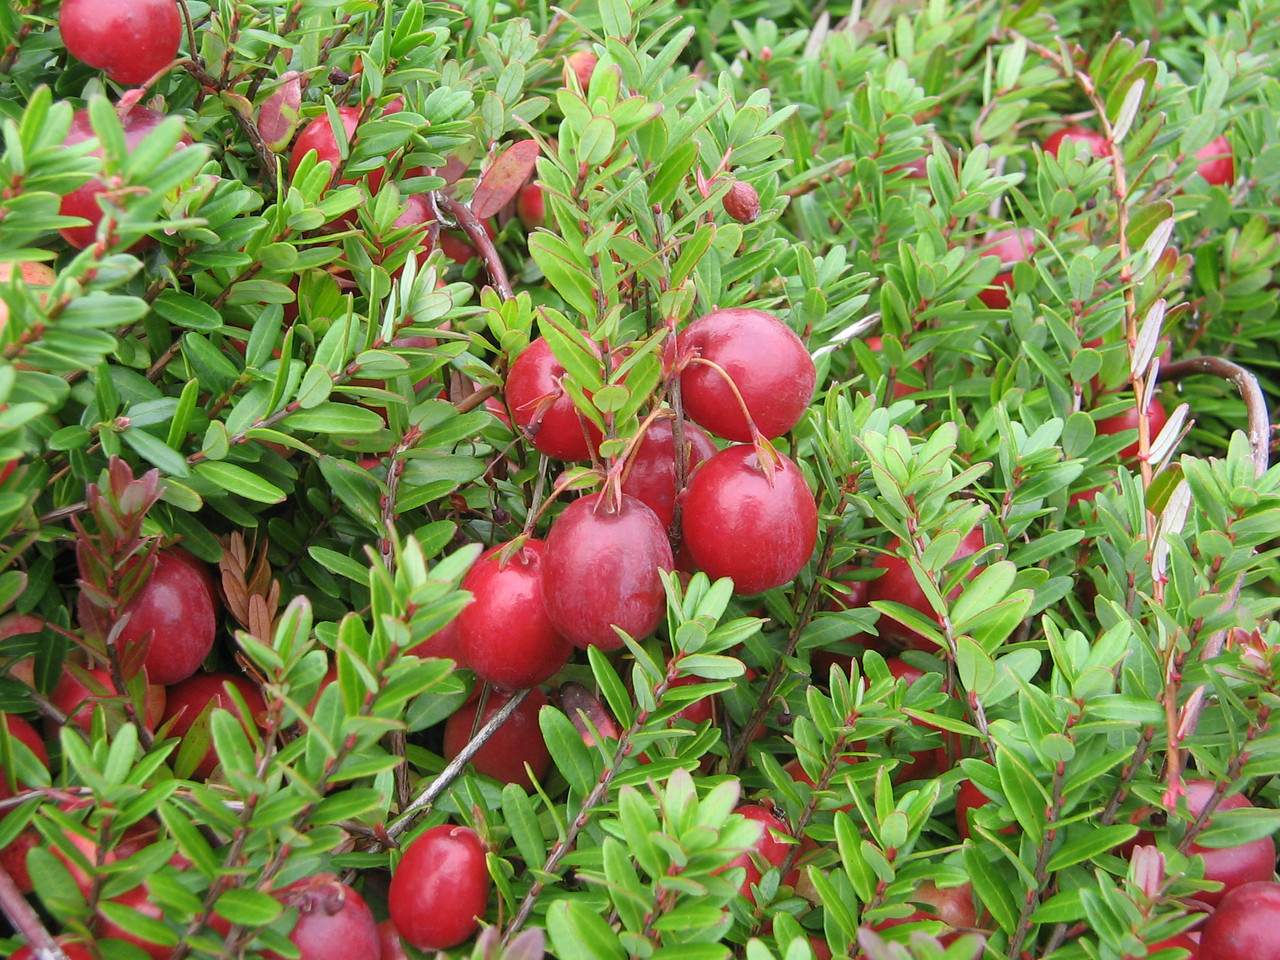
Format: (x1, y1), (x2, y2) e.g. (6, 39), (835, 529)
(436, 195), (514, 300)
(0, 859), (70, 960)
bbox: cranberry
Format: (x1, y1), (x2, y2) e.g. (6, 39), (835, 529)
(0, 714), (47, 781)
(1194, 135), (1234, 186)
(680, 445), (818, 595)
(723, 182), (761, 224)
(1130, 780), (1277, 908)
(458, 540), (571, 689)
(564, 50), (598, 89)
(268, 874), (379, 960)
(541, 493), (673, 651)
(161, 672), (267, 780)
(59, 106), (193, 250)
(517, 183), (546, 230)
(956, 772), (1015, 840)
(620, 416), (718, 529)
(408, 614), (468, 666)
(289, 107), (385, 193)
(78, 547), (218, 687)
(976, 228), (1036, 309)
(865, 529), (985, 651)
(724, 803), (791, 904)
(0, 262), (56, 332)
(505, 337), (603, 461)
(97, 883), (172, 959)
(389, 824), (490, 950)
(442, 687), (551, 789)
(59, 0), (181, 87)
(1199, 881), (1280, 960)
(50, 665), (166, 732)
(1042, 125), (1111, 159)
(377, 918), (413, 960)
(677, 308), (816, 442)
(53, 817), (162, 899)
(10, 941), (97, 960)
(1096, 398), (1170, 462)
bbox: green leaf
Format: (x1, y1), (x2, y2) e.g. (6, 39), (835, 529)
(123, 427), (191, 478)
(213, 887), (285, 926)
(152, 291), (223, 331)
(547, 899), (627, 960)
(283, 402), (385, 434)
(539, 702), (596, 794)
(194, 461), (287, 503)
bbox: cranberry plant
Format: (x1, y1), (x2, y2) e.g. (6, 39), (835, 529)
(0, 0), (1279, 959)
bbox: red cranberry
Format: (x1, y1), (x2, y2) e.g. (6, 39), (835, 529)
(541, 493), (673, 651)
(60, 0), (181, 87)
(620, 416), (718, 529)
(865, 530), (985, 651)
(269, 873), (380, 960)
(505, 337), (602, 461)
(161, 672), (267, 780)
(442, 688), (551, 790)
(388, 824), (490, 950)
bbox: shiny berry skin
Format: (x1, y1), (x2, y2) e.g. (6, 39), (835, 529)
(289, 107), (385, 193)
(97, 884), (171, 960)
(1199, 881), (1280, 960)
(389, 824), (490, 950)
(725, 804), (790, 904)
(458, 540), (571, 689)
(1096, 398), (1169, 462)
(541, 493), (673, 651)
(977, 228), (1036, 309)
(442, 687), (551, 789)
(1042, 125), (1110, 159)
(621, 416), (718, 529)
(60, 0), (182, 87)
(1180, 780), (1274, 907)
(50, 665), (166, 732)
(59, 106), (193, 250)
(516, 183), (546, 230)
(161, 672), (267, 780)
(408, 614), (468, 665)
(1195, 135), (1235, 186)
(680, 445), (818, 595)
(377, 919), (413, 960)
(865, 529), (985, 651)
(77, 546), (218, 687)
(505, 337), (602, 461)
(269, 874), (380, 960)
(677, 308), (816, 442)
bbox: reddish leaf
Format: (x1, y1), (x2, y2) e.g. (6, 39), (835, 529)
(470, 140), (541, 219)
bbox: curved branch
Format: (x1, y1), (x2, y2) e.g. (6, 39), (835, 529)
(1162, 355), (1270, 478)
(436, 196), (514, 301)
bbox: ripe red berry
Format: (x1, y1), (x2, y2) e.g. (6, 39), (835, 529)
(517, 183), (546, 230)
(865, 529), (985, 651)
(10, 941), (97, 960)
(541, 493), (673, 651)
(725, 803), (791, 904)
(1096, 397), (1170, 462)
(377, 918), (413, 960)
(77, 546), (219, 687)
(1194, 134), (1235, 186)
(505, 337), (602, 461)
(289, 107), (385, 194)
(977, 228), (1036, 309)
(442, 687), (551, 789)
(59, 106), (193, 250)
(620, 416), (718, 529)
(60, 0), (182, 87)
(270, 874), (380, 960)
(458, 540), (572, 689)
(50, 665), (166, 732)
(161, 672), (267, 780)
(97, 883), (171, 959)
(1199, 881), (1280, 960)
(1042, 125), (1110, 159)
(389, 824), (490, 950)
(680, 445), (818, 595)
(677, 308), (816, 442)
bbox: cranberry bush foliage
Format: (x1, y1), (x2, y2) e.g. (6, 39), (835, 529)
(1, 0), (1280, 958)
